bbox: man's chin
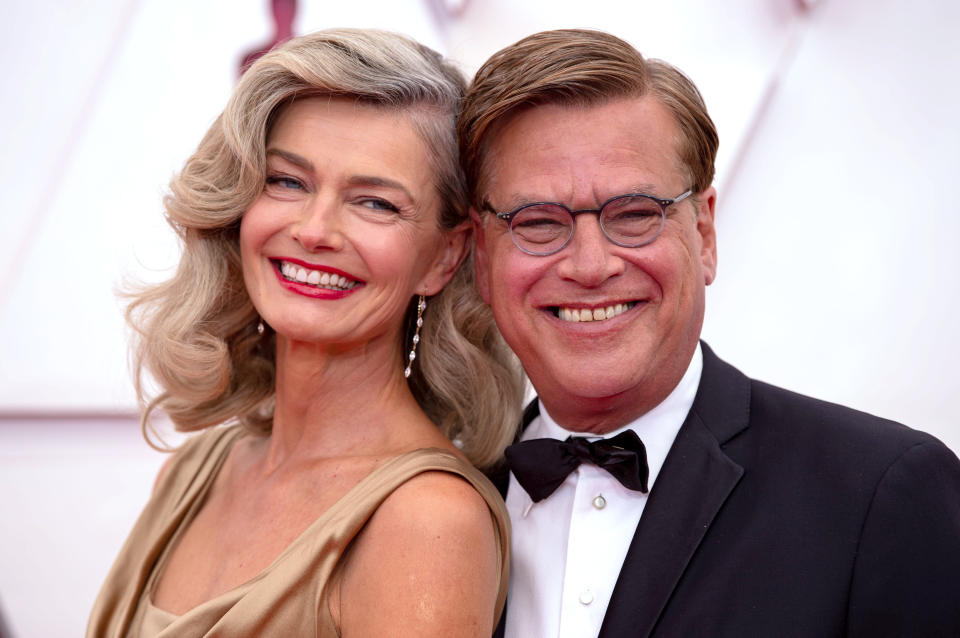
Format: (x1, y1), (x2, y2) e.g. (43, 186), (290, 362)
(534, 387), (646, 434)
(533, 374), (641, 411)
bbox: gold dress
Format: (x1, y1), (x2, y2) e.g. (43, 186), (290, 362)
(87, 425), (509, 637)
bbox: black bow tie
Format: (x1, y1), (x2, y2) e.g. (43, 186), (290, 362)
(504, 429), (649, 502)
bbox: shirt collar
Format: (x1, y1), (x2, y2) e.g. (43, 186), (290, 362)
(523, 342), (703, 491)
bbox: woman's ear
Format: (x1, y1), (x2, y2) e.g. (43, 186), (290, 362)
(419, 221), (471, 296)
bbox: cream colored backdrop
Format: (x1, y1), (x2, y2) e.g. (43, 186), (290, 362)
(1, 0), (957, 635)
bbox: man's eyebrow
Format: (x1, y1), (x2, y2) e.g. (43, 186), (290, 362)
(627, 183), (660, 195)
(266, 148), (315, 172)
(491, 184), (663, 210)
(500, 194), (538, 210)
(346, 175), (414, 201)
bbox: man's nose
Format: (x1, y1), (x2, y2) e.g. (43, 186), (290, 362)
(554, 214), (625, 286)
(290, 196), (345, 252)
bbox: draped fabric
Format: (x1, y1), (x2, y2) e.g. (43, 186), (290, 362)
(87, 425), (510, 637)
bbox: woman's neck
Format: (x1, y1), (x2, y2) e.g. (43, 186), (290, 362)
(262, 334), (436, 471)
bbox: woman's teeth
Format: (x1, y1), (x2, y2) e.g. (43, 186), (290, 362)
(279, 261), (357, 290)
(556, 302), (636, 322)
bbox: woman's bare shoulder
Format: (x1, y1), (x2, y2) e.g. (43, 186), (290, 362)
(337, 469), (501, 637)
(380, 467), (497, 532)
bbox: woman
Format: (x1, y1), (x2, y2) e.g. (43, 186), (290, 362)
(87, 29), (525, 637)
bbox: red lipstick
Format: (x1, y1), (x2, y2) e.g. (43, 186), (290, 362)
(270, 258), (362, 300)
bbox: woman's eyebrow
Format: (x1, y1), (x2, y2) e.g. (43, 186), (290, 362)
(346, 175), (413, 201)
(266, 148), (315, 172)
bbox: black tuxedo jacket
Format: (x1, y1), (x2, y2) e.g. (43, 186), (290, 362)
(492, 342), (960, 637)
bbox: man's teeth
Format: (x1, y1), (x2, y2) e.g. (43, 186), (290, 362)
(279, 261), (357, 290)
(557, 302), (636, 322)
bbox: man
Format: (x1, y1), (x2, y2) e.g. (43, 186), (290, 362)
(458, 29), (960, 637)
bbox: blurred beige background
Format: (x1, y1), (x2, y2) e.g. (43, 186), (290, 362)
(1, 0), (958, 635)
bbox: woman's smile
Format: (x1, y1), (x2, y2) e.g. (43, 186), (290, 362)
(274, 259), (361, 291)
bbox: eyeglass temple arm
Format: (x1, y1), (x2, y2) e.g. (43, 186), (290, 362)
(659, 189), (693, 206)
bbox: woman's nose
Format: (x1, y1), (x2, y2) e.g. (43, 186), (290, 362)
(290, 196), (345, 252)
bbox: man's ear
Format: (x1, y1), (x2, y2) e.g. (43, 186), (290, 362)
(469, 207), (492, 303)
(697, 186), (718, 286)
(420, 220), (471, 296)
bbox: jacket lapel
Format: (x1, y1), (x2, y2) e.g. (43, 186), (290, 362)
(598, 342), (750, 638)
(492, 609), (506, 638)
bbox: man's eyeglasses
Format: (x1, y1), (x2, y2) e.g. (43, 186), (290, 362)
(483, 190), (693, 256)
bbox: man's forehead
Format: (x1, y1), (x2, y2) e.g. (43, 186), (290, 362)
(480, 97), (684, 208)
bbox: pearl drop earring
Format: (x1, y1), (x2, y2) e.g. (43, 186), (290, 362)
(404, 295), (426, 378)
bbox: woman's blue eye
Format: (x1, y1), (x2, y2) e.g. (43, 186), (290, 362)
(266, 175), (304, 190)
(359, 198), (400, 213)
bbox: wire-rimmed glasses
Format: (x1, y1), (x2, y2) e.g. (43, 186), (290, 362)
(483, 190), (693, 256)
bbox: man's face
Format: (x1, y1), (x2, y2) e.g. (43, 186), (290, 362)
(473, 97), (717, 433)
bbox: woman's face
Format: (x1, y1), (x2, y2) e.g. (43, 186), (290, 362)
(240, 97), (463, 353)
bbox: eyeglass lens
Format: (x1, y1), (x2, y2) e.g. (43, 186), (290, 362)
(509, 195), (665, 254)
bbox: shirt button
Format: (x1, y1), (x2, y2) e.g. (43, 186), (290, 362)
(579, 589), (595, 605)
(592, 494), (606, 509)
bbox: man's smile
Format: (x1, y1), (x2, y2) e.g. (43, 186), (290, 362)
(551, 301), (639, 322)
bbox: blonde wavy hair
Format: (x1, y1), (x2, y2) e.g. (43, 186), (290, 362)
(127, 29), (525, 469)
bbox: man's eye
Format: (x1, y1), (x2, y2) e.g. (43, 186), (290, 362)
(514, 216), (566, 228)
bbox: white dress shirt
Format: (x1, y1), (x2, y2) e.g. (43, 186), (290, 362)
(504, 344), (703, 638)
